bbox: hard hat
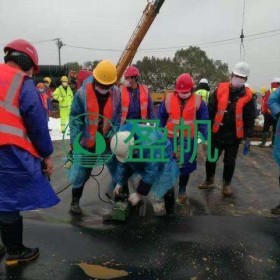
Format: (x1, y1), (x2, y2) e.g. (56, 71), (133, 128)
(110, 131), (134, 163)
(43, 77), (51, 84)
(93, 60), (117, 85)
(199, 78), (209, 85)
(272, 77), (280, 84)
(4, 39), (39, 74)
(61, 76), (68, 83)
(36, 82), (45, 89)
(124, 66), (140, 78)
(232, 62), (250, 77)
(175, 73), (194, 93)
(259, 86), (267, 94)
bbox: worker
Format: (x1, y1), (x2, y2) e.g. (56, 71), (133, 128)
(43, 77), (52, 93)
(43, 77), (53, 115)
(68, 60), (119, 215)
(199, 62), (255, 196)
(195, 78), (211, 103)
(0, 39), (59, 265)
(113, 65), (155, 131)
(36, 83), (49, 119)
(52, 76), (73, 133)
(77, 68), (92, 90)
(268, 87), (280, 214)
(259, 86), (267, 96)
(158, 73), (209, 204)
(259, 78), (280, 148)
(245, 83), (259, 119)
(110, 123), (179, 215)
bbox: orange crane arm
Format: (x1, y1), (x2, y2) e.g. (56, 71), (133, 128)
(116, 0), (165, 81)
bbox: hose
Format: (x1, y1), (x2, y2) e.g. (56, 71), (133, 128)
(55, 164), (111, 204)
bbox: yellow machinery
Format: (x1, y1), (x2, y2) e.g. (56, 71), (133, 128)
(116, 0), (165, 81)
(150, 89), (173, 104)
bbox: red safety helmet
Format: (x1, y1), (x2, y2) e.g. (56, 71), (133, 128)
(124, 66), (140, 78)
(4, 39), (39, 74)
(175, 73), (194, 93)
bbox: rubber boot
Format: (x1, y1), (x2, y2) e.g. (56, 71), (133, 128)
(222, 181), (232, 197)
(269, 132), (275, 148)
(259, 133), (268, 147)
(271, 176), (280, 214)
(70, 186), (84, 215)
(271, 204), (280, 214)
(1, 217), (39, 266)
(164, 188), (175, 215)
(178, 174), (189, 204)
(199, 177), (215, 189)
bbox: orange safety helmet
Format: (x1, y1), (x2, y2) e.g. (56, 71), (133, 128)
(124, 66), (140, 78)
(4, 39), (39, 74)
(175, 73), (194, 93)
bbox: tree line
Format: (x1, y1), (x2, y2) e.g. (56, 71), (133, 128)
(66, 46), (229, 91)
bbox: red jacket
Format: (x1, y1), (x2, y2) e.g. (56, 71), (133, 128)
(261, 90), (271, 114)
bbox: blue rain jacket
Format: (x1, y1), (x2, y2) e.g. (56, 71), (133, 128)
(268, 88), (280, 166)
(158, 98), (209, 175)
(68, 77), (120, 186)
(113, 123), (179, 199)
(0, 78), (60, 211)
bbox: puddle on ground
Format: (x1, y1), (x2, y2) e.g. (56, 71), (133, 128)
(78, 262), (128, 279)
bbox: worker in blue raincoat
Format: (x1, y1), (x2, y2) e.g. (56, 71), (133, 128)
(110, 123), (179, 215)
(0, 39), (59, 265)
(158, 73), (209, 204)
(268, 88), (280, 214)
(68, 60), (120, 215)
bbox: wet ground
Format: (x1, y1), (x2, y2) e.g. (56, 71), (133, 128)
(1, 141), (280, 279)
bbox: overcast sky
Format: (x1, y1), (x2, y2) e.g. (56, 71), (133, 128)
(0, 0), (279, 89)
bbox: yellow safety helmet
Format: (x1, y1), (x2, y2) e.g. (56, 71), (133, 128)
(260, 86), (267, 95)
(61, 76), (69, 83)
(43, 77), (51, 84)
(93, 60), (117, 85)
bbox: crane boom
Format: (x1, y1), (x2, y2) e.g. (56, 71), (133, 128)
(116, 0), (165, 81)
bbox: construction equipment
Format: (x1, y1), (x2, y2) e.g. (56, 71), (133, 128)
(116, 0), (165, 81)
(105, 193), (131, 222)
(33, 65), (69, 89)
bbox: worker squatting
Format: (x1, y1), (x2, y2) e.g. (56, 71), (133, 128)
(1, 39), (280, 266)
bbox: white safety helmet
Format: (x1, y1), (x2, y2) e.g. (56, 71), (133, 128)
(110, 131), (134, 163)
(272, 77), (280, 84)
(199, 78), (209, 84)
(232, 62), (250, 78)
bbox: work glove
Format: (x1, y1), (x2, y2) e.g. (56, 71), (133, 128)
(128, 192), (142, 206)
(113, 184), (122, 196)
(243, 137), (251, 156)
